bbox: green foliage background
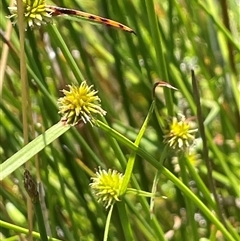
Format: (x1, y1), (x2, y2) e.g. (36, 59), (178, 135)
(0, 0), (239, 240)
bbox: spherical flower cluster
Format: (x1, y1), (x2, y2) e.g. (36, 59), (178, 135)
(163, 116), (198, 150)
(58, 82), (106, 126)
(90, 168), (124, 209)
(8, 0), (53, 28)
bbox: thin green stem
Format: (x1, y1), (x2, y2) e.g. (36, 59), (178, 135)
(120, 101), (155, 195)
(179, 154), (199, 241)
(0, 220), (62, 241)
(117, 202), (134, 241)
(185, 156), (216, 210)
(103, 204), (114, 241)
(34, 199), (49, 241)
(191, 69), (227, 228)
(46, 24), (85, 82)
(197, 0), (240, 51)
(144, 0), (174, 115)
(149, 145), (169, 217)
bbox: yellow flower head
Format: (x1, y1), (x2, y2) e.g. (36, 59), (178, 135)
(90, 168), (124, 209)
(58, 81), (106, 126)
(8, 0), (53, 28)
(163, 115), (197, 150)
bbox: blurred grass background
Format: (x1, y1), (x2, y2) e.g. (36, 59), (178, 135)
(0, 0), (239, 240)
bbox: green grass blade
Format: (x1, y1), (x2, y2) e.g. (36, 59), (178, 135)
(0, 122), (70, 180)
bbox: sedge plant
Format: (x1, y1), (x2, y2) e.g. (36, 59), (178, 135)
(1, 0), (239, 241)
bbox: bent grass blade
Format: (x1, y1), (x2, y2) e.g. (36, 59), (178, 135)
(47, 6), (135, 34)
